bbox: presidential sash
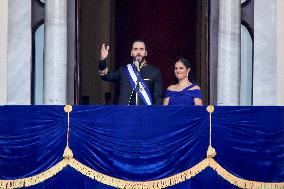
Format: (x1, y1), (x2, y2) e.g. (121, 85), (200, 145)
(125, 64), (152, 105)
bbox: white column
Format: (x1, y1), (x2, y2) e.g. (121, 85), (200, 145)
(254, 0), (277, 105)
(0, 0), (8, 104)
(7, 0), (31, 104)
(217, 0), (241, 105)
(44, 0), (67, 104)
(276, 0), (284, 105)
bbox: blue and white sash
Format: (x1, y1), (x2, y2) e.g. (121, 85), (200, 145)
(125, 64), (152, 105)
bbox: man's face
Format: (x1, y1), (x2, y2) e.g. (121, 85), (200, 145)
(131, 42), (147, 62)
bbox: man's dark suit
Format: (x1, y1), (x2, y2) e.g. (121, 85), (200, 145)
(99, 60), (163, 105)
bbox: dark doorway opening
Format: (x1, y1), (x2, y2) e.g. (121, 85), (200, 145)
(114, 0), (209, 104)
(114, 0), (203, 102)
(77, 0), (209, 105)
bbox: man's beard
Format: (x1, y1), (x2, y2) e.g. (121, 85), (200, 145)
(133, 55), (145, 63)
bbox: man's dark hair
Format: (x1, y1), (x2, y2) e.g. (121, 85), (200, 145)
(132, 40), (147, 50)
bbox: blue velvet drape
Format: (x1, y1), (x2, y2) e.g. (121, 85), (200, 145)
(0, 106), (283, 189)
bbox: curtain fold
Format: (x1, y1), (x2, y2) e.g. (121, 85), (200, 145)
(0, 106), (283, 189)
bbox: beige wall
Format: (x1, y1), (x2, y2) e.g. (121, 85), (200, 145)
(277, 0), (284, 105)
(0, 0), (8, 104)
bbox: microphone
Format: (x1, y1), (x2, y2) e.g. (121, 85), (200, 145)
(134, 60), (140, 72)
(133, 60), (140, 94)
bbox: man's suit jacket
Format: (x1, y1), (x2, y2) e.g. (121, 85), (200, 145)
(99, 60), (163, 105)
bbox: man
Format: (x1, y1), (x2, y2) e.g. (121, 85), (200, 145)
(98, 40), (163, 105)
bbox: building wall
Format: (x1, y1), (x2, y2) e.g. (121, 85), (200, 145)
(0, 1), (32, 105)
(0, 0), (8, 104)
(254, 0), (277, 105)
(254, 0), (284, 105)
(7, 0), (32, 104)
(277, 0), (284, 105)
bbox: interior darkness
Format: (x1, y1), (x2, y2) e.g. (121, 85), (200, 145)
(115, 0), (198, 101)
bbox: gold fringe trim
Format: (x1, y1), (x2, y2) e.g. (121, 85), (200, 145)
(0, 159), (68, 189)
(1, 157), (284, 189)
(68, 158), (209, 189)
(208, 158), (284, 189)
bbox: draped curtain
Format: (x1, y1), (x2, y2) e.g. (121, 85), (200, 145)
(0, 106), (283, 189)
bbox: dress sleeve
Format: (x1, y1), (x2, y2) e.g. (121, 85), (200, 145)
(190, 89), (202, 99)
(164, 90), (174, 98)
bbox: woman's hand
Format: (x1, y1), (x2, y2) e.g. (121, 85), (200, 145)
(194, 98), (203, 105)
(163, 97), (170, 105)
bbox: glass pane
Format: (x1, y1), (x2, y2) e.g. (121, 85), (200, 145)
(34, 24), (44, 104)
(240, 24), (253, 105)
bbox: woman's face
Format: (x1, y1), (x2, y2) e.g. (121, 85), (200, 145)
(174, 61), (189, 80)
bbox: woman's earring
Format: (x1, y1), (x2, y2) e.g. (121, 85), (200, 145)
(187, 72), (189, 77)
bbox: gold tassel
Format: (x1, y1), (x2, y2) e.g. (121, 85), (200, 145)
(64, 105), (72, 113)
(207, 145), (217, 158)
(63, 146), (73, 159)
(206, 105), (214, 114)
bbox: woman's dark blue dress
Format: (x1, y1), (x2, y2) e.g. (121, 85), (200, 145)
(164, 84), (202, 105)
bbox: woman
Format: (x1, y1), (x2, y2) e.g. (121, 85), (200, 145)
(163, 58), (203, 105)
